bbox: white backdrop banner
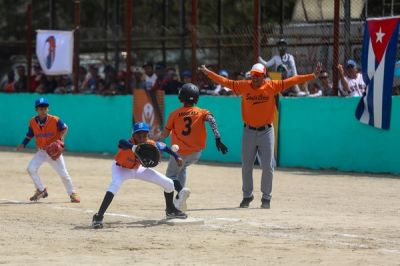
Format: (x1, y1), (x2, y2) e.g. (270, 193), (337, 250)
(36, 30), (74, 75)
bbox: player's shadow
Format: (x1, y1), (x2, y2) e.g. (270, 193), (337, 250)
(73, 219), (166, 230)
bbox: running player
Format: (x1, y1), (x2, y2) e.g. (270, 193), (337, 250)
(92, 122), (186, 229)
(161, 83), (228, 211)
(16, 97), (80, 203)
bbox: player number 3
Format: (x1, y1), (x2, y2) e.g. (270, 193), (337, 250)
(182, 117), (192, 136)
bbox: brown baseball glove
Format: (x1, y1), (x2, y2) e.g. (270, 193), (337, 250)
(45, 140), (64, 160)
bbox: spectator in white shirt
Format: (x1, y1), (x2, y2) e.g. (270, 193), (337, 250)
(338, 59), (366, 97)
(143, 62), (157, 91)
(258, 39), (300, 96)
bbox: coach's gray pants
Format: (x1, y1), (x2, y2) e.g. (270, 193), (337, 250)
(166, 151), (202, 187)
(242, 125), (274, 200)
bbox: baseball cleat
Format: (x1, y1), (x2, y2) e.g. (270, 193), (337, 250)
(92, 213), (104, 229)
(261, 198), (271, 209)
(174, 187), (191, 211)
(70, 193), (81, 203)
(29, 188), (48, 201)
(239, 195), (254, 208)
(166, 207), (187, 219)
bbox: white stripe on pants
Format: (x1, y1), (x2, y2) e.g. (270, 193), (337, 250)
(107, 160), (175, 195)
(27, 149), (75, 195)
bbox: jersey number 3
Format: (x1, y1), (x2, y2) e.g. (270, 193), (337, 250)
(182, 117), (192, 136)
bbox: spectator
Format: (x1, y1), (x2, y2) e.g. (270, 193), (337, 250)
(338, 59), (366, 97)
(54, 75), (73, 94)
(115, 70), (126, 94)
(103, 64), (117, 90)
(259, 39), (300, 96)
(152, 62), (168, 91)
(307, 82), (323, 97)
(235, 71), (246, 80)
(42, 75), (58, 93)
(214, 70), (233, 96)
(81, 65), (100, 94)
(181, 70), (192, 84)
(197, 70), (215, 95)
(131, 67), (146, 90)
(1, 70), (16, 93)
(296, 82), (309, 96)
(143, 62), (157, 91)
(14, 65), (28, 92)
(163, 72), (183, 95)
(30, 64), (43, 92)
(318, 70), (335, 96)
(78, 66), (87, 90)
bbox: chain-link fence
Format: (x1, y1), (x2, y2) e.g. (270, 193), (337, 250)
(1, 0), (400, 90)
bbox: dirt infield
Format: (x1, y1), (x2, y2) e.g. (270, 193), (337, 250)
(1, 148), (399, 266)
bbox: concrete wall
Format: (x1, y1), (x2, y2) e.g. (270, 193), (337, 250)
(1, 93), (399, 174)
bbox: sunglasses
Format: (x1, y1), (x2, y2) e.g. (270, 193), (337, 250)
(251, 72), (264, 78)
(319, 76), (328, 79)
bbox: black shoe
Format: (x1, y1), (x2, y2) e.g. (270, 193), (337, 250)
(92, 213), (104, 229)
(261, 198), (271, 209)
(239, 195), (254, 208)
(166, 207), (187, 219)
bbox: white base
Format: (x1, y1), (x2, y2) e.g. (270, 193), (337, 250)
(165, 217), (204, 226)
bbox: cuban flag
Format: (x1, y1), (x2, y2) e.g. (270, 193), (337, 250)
(355, 17), (400, 130)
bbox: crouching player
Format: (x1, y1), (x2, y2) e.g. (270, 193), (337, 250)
(92, 122), (186, 229)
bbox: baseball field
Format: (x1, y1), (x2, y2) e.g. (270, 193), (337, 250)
(1, 147), (399, 265)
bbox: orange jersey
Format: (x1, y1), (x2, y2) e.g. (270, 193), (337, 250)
(205, 70), (315, 127)
(165, 106), (210, 155)
(115, 139), (157, 169)
(27, 115), (66, 149)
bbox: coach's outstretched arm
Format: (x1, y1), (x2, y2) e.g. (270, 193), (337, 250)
(198, 65), (238, 90)
(280, 62), (322, 92)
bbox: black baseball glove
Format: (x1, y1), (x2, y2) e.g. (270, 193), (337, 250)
(134, 143), (160, 168)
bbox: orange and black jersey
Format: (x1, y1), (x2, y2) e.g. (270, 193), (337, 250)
(165, 106), (211, 155)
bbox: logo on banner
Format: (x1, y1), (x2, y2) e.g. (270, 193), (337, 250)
(44, 36), (56, 69)
(142, 103), (155, 126)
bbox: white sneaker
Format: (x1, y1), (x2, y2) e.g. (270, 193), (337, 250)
(174, 187), (191, 211)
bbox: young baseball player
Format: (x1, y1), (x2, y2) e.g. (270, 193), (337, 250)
(92, 122), (186, 229)
(16, 97), (80, 203)
(198, 62), (322, 209)
(161, 83), (228, 211)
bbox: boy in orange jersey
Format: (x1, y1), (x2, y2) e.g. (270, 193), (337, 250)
(161, 83), (228, 211)
(16, 97), (80, 203)
(92, 122), (186, 229)
(199, 62), (321, 209)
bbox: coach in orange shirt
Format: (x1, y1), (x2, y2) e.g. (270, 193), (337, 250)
(198, 62), (321, 209)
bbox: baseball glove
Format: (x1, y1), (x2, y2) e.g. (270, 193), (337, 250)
(133, 143), (160, 168)
(45, 140), (64, 160)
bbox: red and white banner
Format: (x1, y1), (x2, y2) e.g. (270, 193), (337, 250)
(36, 30), (74, 75)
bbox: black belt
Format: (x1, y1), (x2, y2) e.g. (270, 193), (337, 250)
(244, 123), (272, 131)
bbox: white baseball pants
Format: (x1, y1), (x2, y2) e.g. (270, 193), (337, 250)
(27, 149), (75, 195)
(107, 160), (175, 195)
